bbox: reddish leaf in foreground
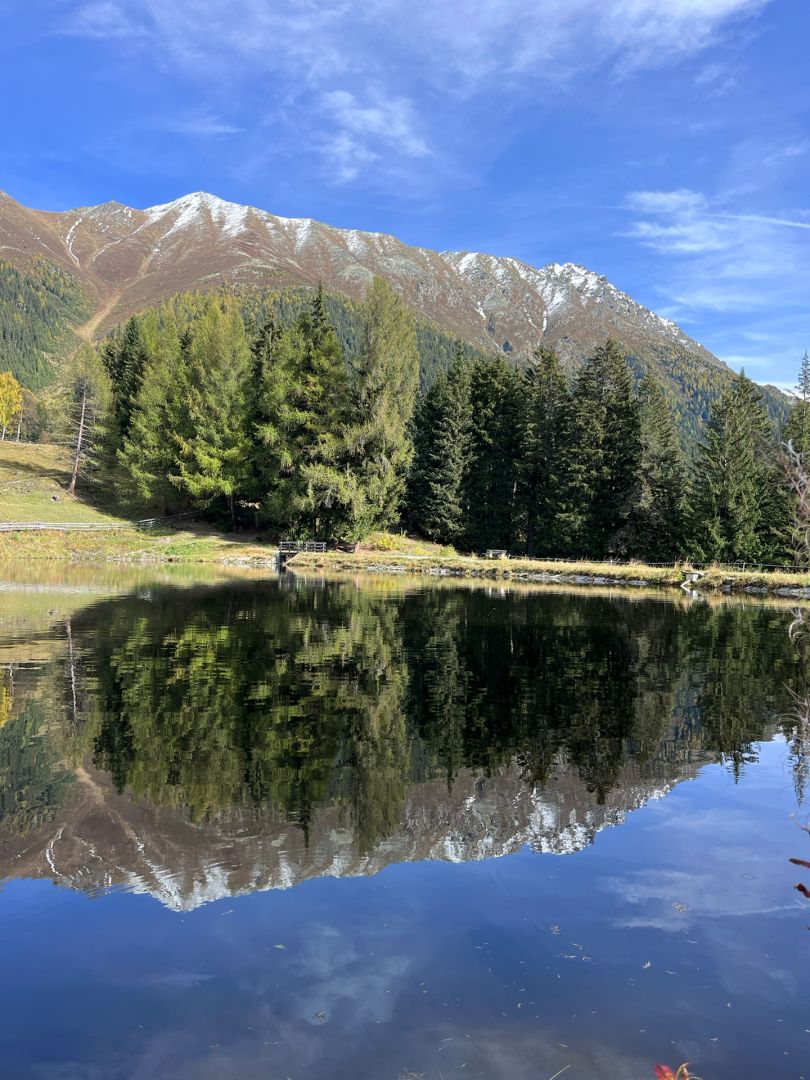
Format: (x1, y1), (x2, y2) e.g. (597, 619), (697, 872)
(789, 857), (810, 869)
(797, 882), (810, 899)
(655, 1068), (676, 1080)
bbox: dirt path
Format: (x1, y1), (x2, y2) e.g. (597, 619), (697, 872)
(75, 288), (123, 342)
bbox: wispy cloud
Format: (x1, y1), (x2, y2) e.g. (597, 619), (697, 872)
(624, 182), (810, 375)
(60, 0), (773, 185)
(66, 0), (142, 39)
(157, 114), (244, 138)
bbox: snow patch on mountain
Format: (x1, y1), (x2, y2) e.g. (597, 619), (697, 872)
(144, 192), (251, 240)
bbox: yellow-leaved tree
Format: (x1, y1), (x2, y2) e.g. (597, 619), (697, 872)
(0, 370), (23, 440)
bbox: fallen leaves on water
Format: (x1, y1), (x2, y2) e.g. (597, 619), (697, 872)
(655, 1065), (690, 1080)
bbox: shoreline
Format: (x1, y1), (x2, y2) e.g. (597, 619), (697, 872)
(3, 526), (810, 598)
(288, 550), (810, 597)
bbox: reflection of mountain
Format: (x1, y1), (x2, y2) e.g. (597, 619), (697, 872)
(0, 579), (799, 909)
(3, 757), (699, 912)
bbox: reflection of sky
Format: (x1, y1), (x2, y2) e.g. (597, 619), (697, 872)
(2, 740), (809, 1079)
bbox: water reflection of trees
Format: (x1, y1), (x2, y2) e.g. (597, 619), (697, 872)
(2, 582), (805, 850)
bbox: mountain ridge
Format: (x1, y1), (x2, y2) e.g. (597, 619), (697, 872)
(0, 188), (721, 359)
(0, 188), (789, 436)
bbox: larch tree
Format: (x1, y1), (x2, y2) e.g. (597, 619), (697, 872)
(174, 297), (252, 524)
(784, 351), (810, 457)
(0, 371), (23, 441)
(690, 371), (788, 563)
(342, 277), (420, 539)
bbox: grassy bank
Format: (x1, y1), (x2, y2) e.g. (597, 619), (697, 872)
(0, 441), (278, 566)
(0, 524), (278, 565)
(289, 549), (810, 596)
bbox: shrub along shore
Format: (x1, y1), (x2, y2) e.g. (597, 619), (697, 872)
(288, 549), (810, 596)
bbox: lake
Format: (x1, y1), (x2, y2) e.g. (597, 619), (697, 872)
(0, 567), (808, 1079)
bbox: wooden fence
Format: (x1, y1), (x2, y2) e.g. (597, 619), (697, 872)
(0, 516), (172, 533)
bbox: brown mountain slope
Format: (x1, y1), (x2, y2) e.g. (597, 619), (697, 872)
(0, 188), (719, 363)
(0, 189), (789, 437)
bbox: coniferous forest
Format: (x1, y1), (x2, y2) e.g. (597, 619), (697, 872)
(80, 280), (808, 563)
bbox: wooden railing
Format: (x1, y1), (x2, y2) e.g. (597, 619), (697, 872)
(279, 540), (328, 554)
(0, 515), (182, 533)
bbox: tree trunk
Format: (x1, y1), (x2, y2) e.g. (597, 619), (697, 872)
(68, 388), (87, 496)
(228, 494), (236, 528)
(15, 408), (22, 442)
(1, 426), (5, 441)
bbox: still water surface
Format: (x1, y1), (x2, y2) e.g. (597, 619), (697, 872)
(0, 569), (809, 1079)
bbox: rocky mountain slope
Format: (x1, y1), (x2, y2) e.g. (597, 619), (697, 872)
(0, 188), (787, 430)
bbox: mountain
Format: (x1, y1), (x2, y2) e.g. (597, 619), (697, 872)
(0, 188), (788, 431)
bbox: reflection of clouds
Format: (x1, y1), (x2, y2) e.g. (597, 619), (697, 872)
(603, 867), (798, 924)
(289, 922), (413, 1028)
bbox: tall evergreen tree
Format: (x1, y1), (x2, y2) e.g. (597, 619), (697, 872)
(784, 351), (810, 457)
(260, 290), (350, 537)
(407, 344), (472, 544)
(339, 278), (420, 539)
(567, 340), (641, 557)
(463, 355), (526, 552)
(118, 313), (189, 511)
(522, 347), (572, 556)
(690, 370), (790, 563)
(101, 315), (149, 442)
(173, 298), (252, 524)
(627, 377), (686, 561)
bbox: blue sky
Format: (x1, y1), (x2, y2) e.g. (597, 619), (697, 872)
(3, 0), (808, 386)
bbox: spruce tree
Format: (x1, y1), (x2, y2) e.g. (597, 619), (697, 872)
(628, 377), (686, 561)
(462, 355), (526, 552)
(408, 344), (472, 544)
(246, 315), (280, 506)
(522, 347), (572, 556)
(102, 315), (148, 442)
(567, 340), (641, 557)
(118, 313), (188, 511)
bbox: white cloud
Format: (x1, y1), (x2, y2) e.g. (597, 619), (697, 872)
(624, 184), (810, 379)
(67, 0), (141, 39)
(61, 0), (772, 184)
(627, 189), (708, 214)
(158, 114), (244, 138)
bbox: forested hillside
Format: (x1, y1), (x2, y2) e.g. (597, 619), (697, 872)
(0, 190), (791, 453)
(0, 257), (89, 388)
(82, 281), (805, 567)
